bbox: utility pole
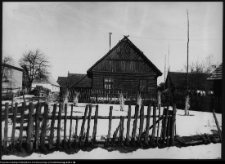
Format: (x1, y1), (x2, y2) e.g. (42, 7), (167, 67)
(186, 9), (189, 95)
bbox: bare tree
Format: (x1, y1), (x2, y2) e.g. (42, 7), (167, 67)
(19, 50), (50, 92)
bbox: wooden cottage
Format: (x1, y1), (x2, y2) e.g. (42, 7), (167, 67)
(87, 36), (162, 94)
(165, 71), (213, 95)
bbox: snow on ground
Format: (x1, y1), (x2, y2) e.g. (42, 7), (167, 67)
(2, 102), (222, 159)
(2, 143), (221, 159)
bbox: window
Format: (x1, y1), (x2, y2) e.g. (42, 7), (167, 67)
(139, 80), (148, 92)
(104, 78), (113, 90)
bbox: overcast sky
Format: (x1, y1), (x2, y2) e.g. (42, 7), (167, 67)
(3, 2), (223, 84)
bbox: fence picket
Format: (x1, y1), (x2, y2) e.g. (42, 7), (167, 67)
(144, 103), (151, 146)
(40, 103), (48, 151)
(69, 104), (74, 145)
(119, 116), (124, 146)
(4, 103), (9, 149)
(79, 105), (88, 147)
(63, 103), (68, 148)
(131, 105), (139, 146)
(49, 104), (57, 149)
(138, 104), (144, 145)
(92, 105), (99, 147)
(35, 103), (41, 150)
(74, 117), (78, 147)
(57, 103), (62, 149)
(156, 104), (161, 146)
(85, 105), (92, 146)
(170, 104), (177, 146)
(11, 102), (17, 151)
(106, 106), (113, 147)
(19, 102), (25, 148)
(27, 102), (34, 152)
(166, 111), (171, 146)
(125, 104), (131, 145)
(161, 108), (169, 146)
(150, 102), (156, 146)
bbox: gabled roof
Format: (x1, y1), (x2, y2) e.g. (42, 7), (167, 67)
(33, 75), (60, 87)
(71, 75), (92, 88)
(207, 63), (222, 80)
(166, 72), (213, 90)
(87, 36), (162, 76)
(57, 76), (67, 87)
(67, 73), (86, 88)
(2, 63), (23, 72)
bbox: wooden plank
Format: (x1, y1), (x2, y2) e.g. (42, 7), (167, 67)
(68, 104), (74, 145)
(138, 104), (144, 145)
(11, 102), (17, 150)
(212, 108), (222, 141)
(119, 116), (124, 146)
(27, 102), (34, 152)
(92, 105), (99, 147)
(166, 111), (171, 146)
(144, 103), (151, 146)
(85, 105), (92, 146)
(170, 103), (177, 146)
(156, 104), (161, 146)
(112, 120), (121, 146)
(49, 103), (57, 149)
(74, 117), (78, 147)
(161, 108), (169, 146)
(79, 105), (88, 147)
(150, 102), (156, 146)
(125, 104), (131, 145)
(19, 102), (25, 148)
(4, 103), (9, 149)
(106, 106), (113, 147)
(63, 103), (68, 148)
(35, 103), (41, 150)
(40, 103), (48, 151)
(131, 105), (139, 145)
(57, 103), (62, 149)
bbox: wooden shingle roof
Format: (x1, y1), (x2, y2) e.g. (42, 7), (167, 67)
(207, 63), (222, 80)
(71, 75), (92, 88)
(87, 36), (162, 76)
(67, 73), (86, 88)
(57, 77), (67, 87)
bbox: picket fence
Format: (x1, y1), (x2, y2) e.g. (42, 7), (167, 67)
(2, 101), (176, 153)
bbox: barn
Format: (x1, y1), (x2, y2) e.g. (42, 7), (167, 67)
(86, 36), (162, 94)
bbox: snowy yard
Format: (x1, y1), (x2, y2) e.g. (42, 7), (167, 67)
(1, 101), (222, 159)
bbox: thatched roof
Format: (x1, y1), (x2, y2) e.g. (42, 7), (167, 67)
(207, 63), (222, 80)
(166, 72), (213, 90)
(87, 36), (162, 76)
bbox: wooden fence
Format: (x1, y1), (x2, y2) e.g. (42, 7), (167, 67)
(2, 101), (176, 153)
(69, 88), (157, 105)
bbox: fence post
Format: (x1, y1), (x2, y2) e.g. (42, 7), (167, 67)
(35, 103), (41, 151)
(144, 103), (151, 146)
(4, 103), (9, 149)
(119, 116), (124, 146)
(27, 102), (34, 152)
(212, 108), (222, 142)
(79, 105), (88, 147)
(170, 103), (177, 146)
(57, 103), (62, 149)
(138, 104), (144, 146)
(49, 104), (57, 150)
(131, 105), (139, 146)
(63, 103), (68, 148)
(92, 105), (99, 147)
(74, 117), (78, 148)
(125, 104), (131, 145)
(11, 102), (17, 151)
(106, 106), (113, 147)
(150, 102), (156, 147)
(69, 104), (74, 145)
(156, 103), (161, 146)
(161, 107), (169, 146)
(166, 110), (172, 146)
(85, 105), (92, 146)
(40, 103), (48, 151)
(19, 102), (25, 149)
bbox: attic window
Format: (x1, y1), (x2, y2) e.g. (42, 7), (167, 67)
(104, 78), (113, 90)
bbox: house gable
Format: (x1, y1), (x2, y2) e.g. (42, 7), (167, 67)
(87, 36), (162, 76)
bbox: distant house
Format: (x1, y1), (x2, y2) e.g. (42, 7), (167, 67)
(207, 63), (222, 96)
(165, 71), (213, 95)
(32, 75), (60, 93)
(87, 36), (162, 94)
(2, 63), (23, 93)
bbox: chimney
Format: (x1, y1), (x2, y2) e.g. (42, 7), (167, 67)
(109, 32), (112, 50)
